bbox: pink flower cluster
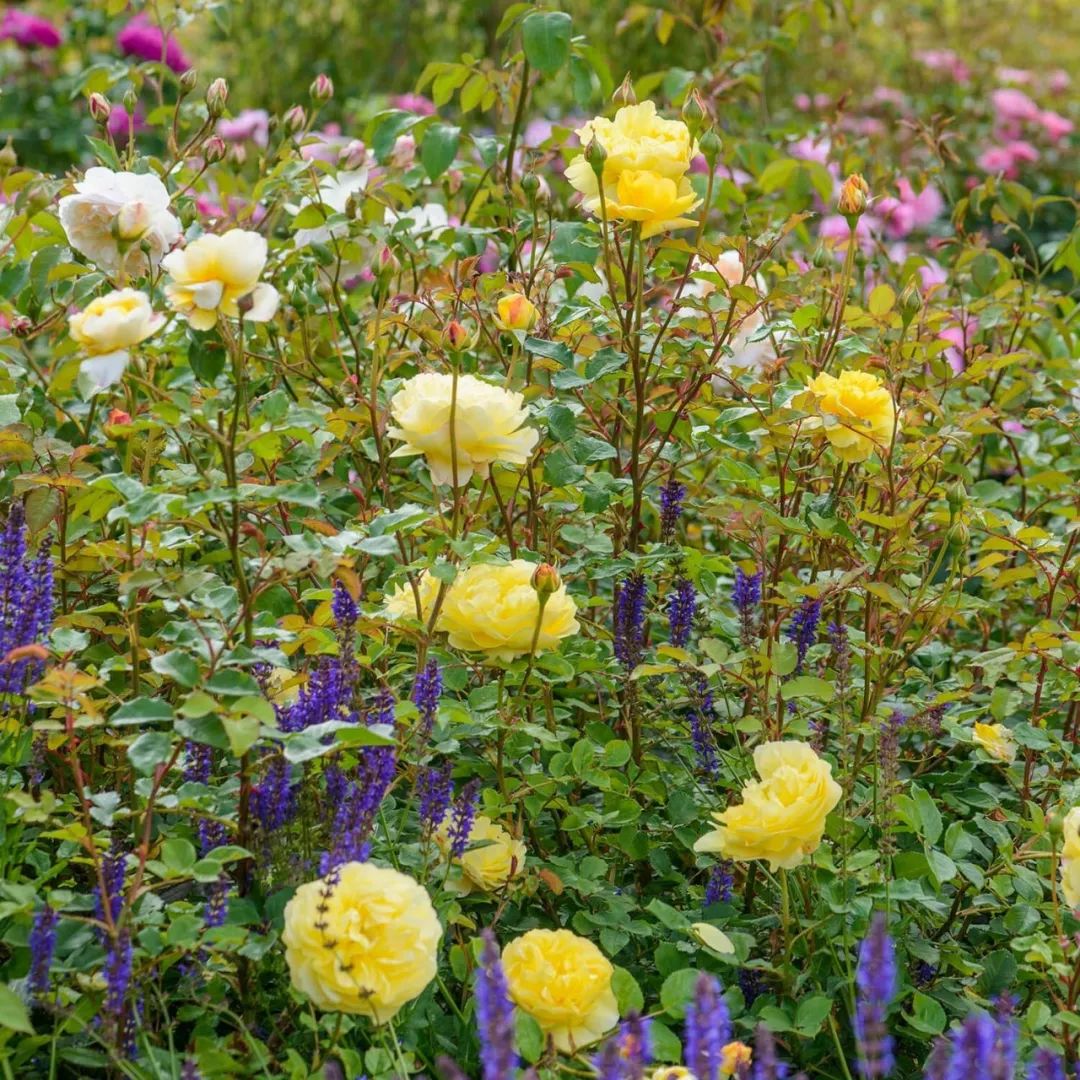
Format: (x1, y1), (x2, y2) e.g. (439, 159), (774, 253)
(978, 81), (1073, 178)
(1, 7), (61, 48)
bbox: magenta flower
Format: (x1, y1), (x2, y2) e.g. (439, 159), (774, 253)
(389, 93), (435, 116)
(105, 104), (150, 145)
(0, 8), (62, 48)
(116, 14), (189, 74)
(217, 108), (270, 147)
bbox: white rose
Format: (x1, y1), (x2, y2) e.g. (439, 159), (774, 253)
(292, 169), (369, 248)
(68, 289), (164, 393)
(58, 168), (181, 280)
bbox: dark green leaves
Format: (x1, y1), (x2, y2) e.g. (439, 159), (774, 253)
(521, 11), (572, 74)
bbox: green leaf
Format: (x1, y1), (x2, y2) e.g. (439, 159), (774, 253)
(421, 122), (461, 181)
(779, 675), (835, 702)
(907, 991), (946, 1035)
(795, 994), (834, 1036)
(0, 984), (33, 1034)
(611, 967), (644, 1013)
(112, 697), (174, 726)
(515, 1010), (544, 1063)
(150, 650), (200, 689)
(521, 11), (572, 74)
(911, 784), (943, 846)
(161, 838), (197, 874)
(660, 968), (700, 1019)
(128, 731), (173, 774)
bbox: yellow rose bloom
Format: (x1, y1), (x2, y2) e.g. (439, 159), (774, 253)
(496, 293), (539, 331)
(387, 372), (539, 487)
(68, 288), (164, 392)
(802, 369), (899, 463)
(1061, 806), (1080, 908)
(281, 861), (442, 1021)
(694, 741), (842, 870)
(162, 229), (279, 330)
(435, 814), (526, 894)
(383, 569), (442, 623)
(566, 100), (700, 239)
(502, 928), (618, 1053)
(437, 560), (579, 662)
(972, 722), (1017, 764)
(721, 1041), (753, 1076)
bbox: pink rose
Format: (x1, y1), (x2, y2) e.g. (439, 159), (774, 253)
(116, 14), (189, 73)
(217, 109), (270, 147)
(990, 88), (1040, 125)
(1037, 110), (1073, 143)
(1, 8), (61, 48)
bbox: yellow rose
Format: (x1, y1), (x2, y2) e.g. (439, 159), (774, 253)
(721, 1041), (753, 1076)
(802, 369), (899, 463)
(694, 741), (842, 870)
(438, 560), (579, 662)
(282, 862), (442, 1021)
(496, 293), (539, 331)
(162, 229), (279, 330)
(68, 288), (164, 392)
(383, 569), (442, 623)
(435, 815), (526, 894)
(387, 372), (539, 487)
(502, 928), (618, 1052)
(972, 722), (1016, 764)
(1061, 806), (1080, 908)
(566, 100), (700, 238)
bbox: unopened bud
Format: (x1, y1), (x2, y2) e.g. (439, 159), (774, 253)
(282, 105), (307, 135)
(123, 87), (139, 115)
(206, 78), (229, 118)
(585, 136), (607, 180)
(899, 281), (922, 326)
(838, 173), (870, 218)
(946, 481), (966, 516)
(236, 291), (255, 316)
(114, 200), (152, 241)
(443, 320), (473, 351)
(613, 73), (637, 106)
(0, 139), (16, 175)
(947, 520), (969, 548)
(698, 129), (721, 166)
(178, 68), (198, 95)
(89, 93), (112, 126)
(203, 135), (227, 163)
(310, 73), (334, 102)
(682, 89), (709, 135)
(10, 315), (33, 338)
(531, 562), (561, 598)
(23, 186), (52, 217)
(496, 293), (539, 332)
(521, 172), (540, 200)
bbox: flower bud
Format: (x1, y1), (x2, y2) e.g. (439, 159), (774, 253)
(237, 291), (255, 316)
(531, 562), (561, 598)
(88, 92), (112, 126)
(496, 293), (539, 332)
(838, 173), (870, 217)
(310, 73), (334, 102)
(108, 408), (132, 427)
(390, 133), (416, 169)
(282, 105), (307, 135)
(521, 172), (540, 201)
(0, 139), (16, 176)
(584, 136), (607, 180)
(203, 135), (227, 164)
(699, 129), (722, 167)
(947, 520), (969, 548)
(613, 73), (637, 106)
(899, 281), (922, 326)
(23, 187), (51, 217)
(206, 78), (229, 118)
(946, 481), (966, 516)
(114, 200), (152, 241)
(443, 319), (473, 351)
(682, 89), (709, 136)
(122, 87), (139, 115)
(178, 68), (198, 95)
(339, 138), (368, 170)
(10, 315), (33, 338)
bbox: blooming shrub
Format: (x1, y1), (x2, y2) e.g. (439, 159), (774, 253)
(1, 2), (1079, 1079)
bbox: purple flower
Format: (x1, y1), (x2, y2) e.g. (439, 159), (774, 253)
(659, 479), (686, 542)
(278, 656), (356, 732)
(785, 598), (821, 673)
(685, 973), (730, 1080)
(705, 863), (733, 906)
(619, 1013), (652, 1080)
(28, 905), (58, 996)
(447, 779), (480, 860)
(878, 711), (906, 794)
(94, 842), (127, 933)
(251, 755), (296, 835)
(829, 621), (850, 675)
(752, 1025), (789, 1080)
(923, 1039), (950, 1080)
(0, 8), (62, 48)
(689, 701), (718, 775)
(1026, 1049), (1066, 1080)
(331, 580), (359, 629)
(739, 968), (766, 1006)
(475, 930), (518, 1080)
(733, 568), (762, 645)
(668, 576), (696, 648)
(854, 913), (896, 1078)
(116, 14), (190, 73)
(946, 1014), (995, 1080)
(183, 741), (213, 785)
(103, 930), (133, 1022)
(180, 1060), (203, 1080)
(203, 876), (229, 929)
(217, 108), (270, 147)
(990, 996), (1018, 1080)
(593, 1037), (624, 1080)
(412, 659), (442, 736)
(613, 573), (648, 669)
(416, 764), (453, 834)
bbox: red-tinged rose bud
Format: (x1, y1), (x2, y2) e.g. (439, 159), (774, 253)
(203, 135), (227, 163)
(282, 105), (307, 135)
(838, 172), (870, 217)
(310, 73), (334, 102)
(3, 643), (49, 664)
(206, 77), (229, 118)
(88, 92), (112, 125)
(236, 291), (255, 315)
(11, 315), (33, 337)
(531, 562), (561, 598)
(108, 408), (132, 426)
(443, 319), (472, 351)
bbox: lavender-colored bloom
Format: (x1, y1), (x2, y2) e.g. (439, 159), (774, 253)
(103, 929), (133, 1021)
(913, 962), (937, 989)
(878, 711), (906, 795)
(752, 1025), (789, 1080)
(447, 779), (480, 859)
(659, 479), (686, 542)
(94, 843), (127, 933)
(180, 1060), (203, 1080)
(183, 741), (213, 784)
(332, 581), (359, 629)
(685, 973), (730, 1080)
(855, 912), (896, 1078)
(251, 755), (295, 834)
(620, 1012), (652, 1080)
(946, 1014), (995, 1080)
(28, 905), (58, 995)
(785, 598), (821, 673)
(416, 764), (453, 833)
(689, 702), (718, 775)
(829, 621), (850, 674)
(279, 656), (356, 732)
(923, 1039), (950, 1080)
(668, 576), (697, 648)
(733, 568), (762, 646)
(613, 573), (647, 669)
(1027, 1049), (1067, 1080)
(204, 876), (229, 929)
(217, 108), (270, 147)
(990, 996), (1018, 1080)
(412, 660), (442, 736)
(593, 1037), (624, 1080)
(918, 703), (947, 737)
(705, 862), (734, 906)
(475, 930), (518, 1080)
(116, 14), (190, 73)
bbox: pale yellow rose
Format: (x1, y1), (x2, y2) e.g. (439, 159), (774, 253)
(972, 722), (1016, 764)
(802, 369), (899, 463)
(694, 741), (842, 870)
(435, 814), (526, 894)
(721, 1041), (753, 1076)
(383, 569), (442, 623)
(566, 100), (700, 239)
(502, 928), (618, 1053)
(281, 861), (442, 1021)
(68, 288), (164, 392)
(162, 229), (279, 330)
(496, 293), (539, 331)
(437, 560), (579, 662)
(387, 372), (539, 487)
(1061, 806), (1080, 908)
